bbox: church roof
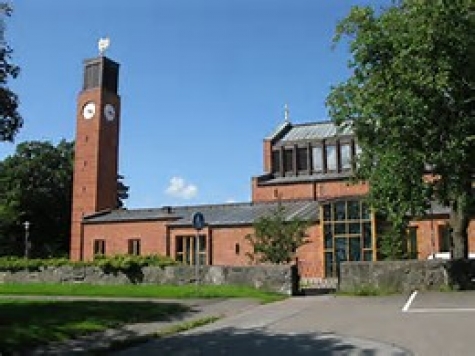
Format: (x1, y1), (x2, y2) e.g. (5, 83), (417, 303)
(266, 120), (353, 143)
(83, 200), (319, 226)
(280, 121), (353, 142)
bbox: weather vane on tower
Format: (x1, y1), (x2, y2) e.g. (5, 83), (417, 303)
(98, 37), (110, 56)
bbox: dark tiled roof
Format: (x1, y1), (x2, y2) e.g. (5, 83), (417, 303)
(83, 200), (319, 226)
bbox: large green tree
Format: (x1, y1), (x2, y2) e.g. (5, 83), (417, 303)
(0, 140), (74, 257)
(0, 140), (130, 257)
(327, 1), (475, 258)
(0, 3), (22, 141)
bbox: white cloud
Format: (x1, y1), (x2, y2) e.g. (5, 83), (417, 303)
(225, 198), (236, 203)
(165, 176), (198, 200)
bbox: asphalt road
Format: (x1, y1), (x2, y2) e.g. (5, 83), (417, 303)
(115, 291), (475, 356)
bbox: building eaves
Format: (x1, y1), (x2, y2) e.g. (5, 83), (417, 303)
(255, 171), (353, 186)
(265, 121), (292, 141)
(83, 207), (178, 223)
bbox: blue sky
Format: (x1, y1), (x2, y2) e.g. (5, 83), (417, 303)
(1, 0), (390, 208)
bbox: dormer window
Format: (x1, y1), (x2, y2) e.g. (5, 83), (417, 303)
(326, 145), (337, 171)
(297, 147), (308, 172)
(269, 135), (359, 178)
(284, 148), (293, 175)
(340, 143), (352, 171)
(312, 146), (324, 173)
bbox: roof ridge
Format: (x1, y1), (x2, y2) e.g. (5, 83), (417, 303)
(168, 201), (253, 210)
(291, 120), (334, 127)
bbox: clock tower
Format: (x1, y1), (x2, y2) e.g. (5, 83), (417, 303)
(70, 55), (121, 261)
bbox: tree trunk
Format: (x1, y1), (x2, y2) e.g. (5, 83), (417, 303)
(449, 184), (471, 259)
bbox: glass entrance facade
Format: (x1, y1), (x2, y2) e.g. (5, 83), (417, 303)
(322, 199), (375, 277)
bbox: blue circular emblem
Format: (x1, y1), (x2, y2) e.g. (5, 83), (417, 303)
(192, 212), (205, 230)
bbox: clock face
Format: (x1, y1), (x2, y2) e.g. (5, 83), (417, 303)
(82, 102), (96, 120)
(104, 104), (116, 122)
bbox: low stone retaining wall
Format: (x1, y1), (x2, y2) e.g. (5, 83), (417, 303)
(339, 259), (475, 293)
(0, 265), (297, 295)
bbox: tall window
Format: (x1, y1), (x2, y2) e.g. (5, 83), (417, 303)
(176, 235), (206, 265)
(283, 148), (293, 174)
(322, 200), (373, 277)
(326, 145), (337, 171)
(93, 239), (106, 256)
(340, 143), (351, 170)
(312, 146), (323, 173)
(438, 225), (451, 252)
(297, 147), (308, 172)
(128, 239), (141, 256)
(407, 227), (418, 259)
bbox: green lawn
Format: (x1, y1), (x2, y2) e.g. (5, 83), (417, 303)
(0, 283), (286, 353)
(0, 299), (188, 354)
(0, 283), (286, 303)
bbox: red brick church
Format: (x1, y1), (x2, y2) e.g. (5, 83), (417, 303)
(70, 54), (475, 279)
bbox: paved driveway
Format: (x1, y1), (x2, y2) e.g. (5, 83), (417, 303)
(116, 291), (475, 356)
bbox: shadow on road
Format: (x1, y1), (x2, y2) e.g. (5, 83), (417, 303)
(118, 327), (409, 355)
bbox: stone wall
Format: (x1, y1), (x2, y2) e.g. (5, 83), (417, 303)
(339, 259), (475, 293)
(0, 265), (297, 295)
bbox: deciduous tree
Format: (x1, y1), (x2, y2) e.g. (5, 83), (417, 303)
(0, 140), (74, 256)
(246, 203), (310, 264)
(0, 3), (22, 141)
(327, 0), (475, 258)
(0, 140), (130, 257)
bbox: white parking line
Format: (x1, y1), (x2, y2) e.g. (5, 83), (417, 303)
(402, 290), (418, 312)
(407, 308), (475, 313)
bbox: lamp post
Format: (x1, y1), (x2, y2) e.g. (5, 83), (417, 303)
(23, 221), (30, 259)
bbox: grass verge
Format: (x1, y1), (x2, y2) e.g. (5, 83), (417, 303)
(157, 316), (221, 337)
(0, 283), (285, 303)
(0, 299), (188, 354)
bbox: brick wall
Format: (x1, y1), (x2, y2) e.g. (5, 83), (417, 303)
(71, 88), (121, 261)
(410, 218), (475, 259)
(295, 224), (324, 278)
(251, 177), (369, 202)
(82, 220), (168, 260)
(263, 139), (272, 173)
(211, 226), (254, 265)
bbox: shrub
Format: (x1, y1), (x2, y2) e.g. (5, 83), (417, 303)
(0, 254), (177, 273)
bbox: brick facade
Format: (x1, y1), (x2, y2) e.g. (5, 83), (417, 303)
(411, 218), (475, 259)
(71, 54), (474, 279)
(251, 177), (369, 202)
(70, 57), (121, 261)
(263, 139), (272, 173)
(83, 220), (167, 260)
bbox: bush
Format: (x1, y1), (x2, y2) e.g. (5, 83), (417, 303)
(0, 254), (177, 273)
(93, 254), (177, 274)
(0, 256), (80, 271)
